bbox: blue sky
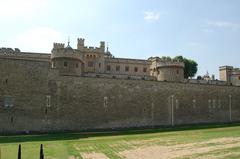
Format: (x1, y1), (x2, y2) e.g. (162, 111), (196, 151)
(1, 0), (240, 78)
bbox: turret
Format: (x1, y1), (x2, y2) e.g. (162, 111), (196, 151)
(219, 66), (233, 83)
(51, 41), (84, 76)
(149, 57), (185, 82)
(77, 38), (85, 49)
(100, 41), (105, 52)
(53, 43), (65, 49)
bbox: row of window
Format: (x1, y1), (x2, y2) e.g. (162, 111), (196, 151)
(107, 65), (147, 73)
(86, 54), (101, 58)
(64, 62), (79, 68)
(53, 61), (148, 73)
(52, 62), (79, 68)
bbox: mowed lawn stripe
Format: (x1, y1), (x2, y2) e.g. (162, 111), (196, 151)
(0, 124), (240, 159)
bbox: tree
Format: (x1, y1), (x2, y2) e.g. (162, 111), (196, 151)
(173, 56), (198, 79)
(161, 56), (172, 61)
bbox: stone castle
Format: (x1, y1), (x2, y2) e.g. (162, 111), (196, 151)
(50, 38), (185, 82)
(0, 38), (239, 134)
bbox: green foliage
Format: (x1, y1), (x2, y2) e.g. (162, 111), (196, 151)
(161, 56), (172, 61)
(173, 55), (198, 78)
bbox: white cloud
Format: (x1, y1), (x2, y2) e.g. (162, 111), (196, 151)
(144, 11), (160, 21)
(207, 21), (240, 30)
(0, 0), (48, 18)
(13, 27), (64, 53)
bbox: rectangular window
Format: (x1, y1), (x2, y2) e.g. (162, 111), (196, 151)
(125, 66), (129, 72)
(46, 95), (51, 107)
(99, 63), (101, 68)
(107, 65), (111, 71)
(4, 96), (14, 108)
(134, 67), (138, 72)
(143, 67), (147, 73)
(88, 61), (94, 67)
(239, 76), (240, 80)
(116, 65), (120, 71)
(76, 63), (79, 68)
(64, 61), (68, 67)
(52, 62), (56, 68)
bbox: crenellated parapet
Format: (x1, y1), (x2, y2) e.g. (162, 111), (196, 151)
(51, 42), (83, 61)
(156, 61), (185, 68)
(219, 65), (240, 86)
(0, 47), (21, 54)
(77, 38), (105, 53)
(53, 43), (65, 49)
(149, 57), (185, 82)
(149, 57), (184, 69)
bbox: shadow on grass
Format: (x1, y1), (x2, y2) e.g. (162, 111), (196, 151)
(0, 122), (240, 144)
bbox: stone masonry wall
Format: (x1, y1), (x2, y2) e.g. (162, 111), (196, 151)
(0, 58), (240, 134)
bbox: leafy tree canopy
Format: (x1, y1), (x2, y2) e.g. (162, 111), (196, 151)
(173, 55), (198, 78)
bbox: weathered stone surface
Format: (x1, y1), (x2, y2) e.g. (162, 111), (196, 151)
(0, 56), (240, 134)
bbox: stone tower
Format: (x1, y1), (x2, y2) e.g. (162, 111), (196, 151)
(149, 57), (185, 82)
(219, 66), (233, 83)
(51, 42), (84, 76)
(219, 66), (240, 86)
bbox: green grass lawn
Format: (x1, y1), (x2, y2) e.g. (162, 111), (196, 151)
(1, 124), (240, 159)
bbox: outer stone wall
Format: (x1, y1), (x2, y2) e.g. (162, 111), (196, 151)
(0, 58), (240, 134)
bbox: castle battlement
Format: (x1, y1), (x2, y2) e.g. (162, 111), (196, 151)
(1, 37), (240, 135)
(53, 43), (65, 49)
(77, 38), (105, 53)
(0, 51), (50, 62)
(156, 61), (185, 68)
(0, 47), (20, 54)
(219, 65), (240, 86)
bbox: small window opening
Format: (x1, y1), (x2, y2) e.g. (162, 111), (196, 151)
(45, 108), (48, 115)
(143, 67), (147, 73)
(64, 61), (68, 67)
(52, 62), (56, 68)
(116, 65), (120, 71)
(125, 66), (129, 72)
(107, 65), (111, 71)
(134, 67), (138, 72)
(4, 96), (14, 108)
(46, 95), (51, 107)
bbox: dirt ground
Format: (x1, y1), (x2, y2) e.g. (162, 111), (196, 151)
(120, 137), (240, 159)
